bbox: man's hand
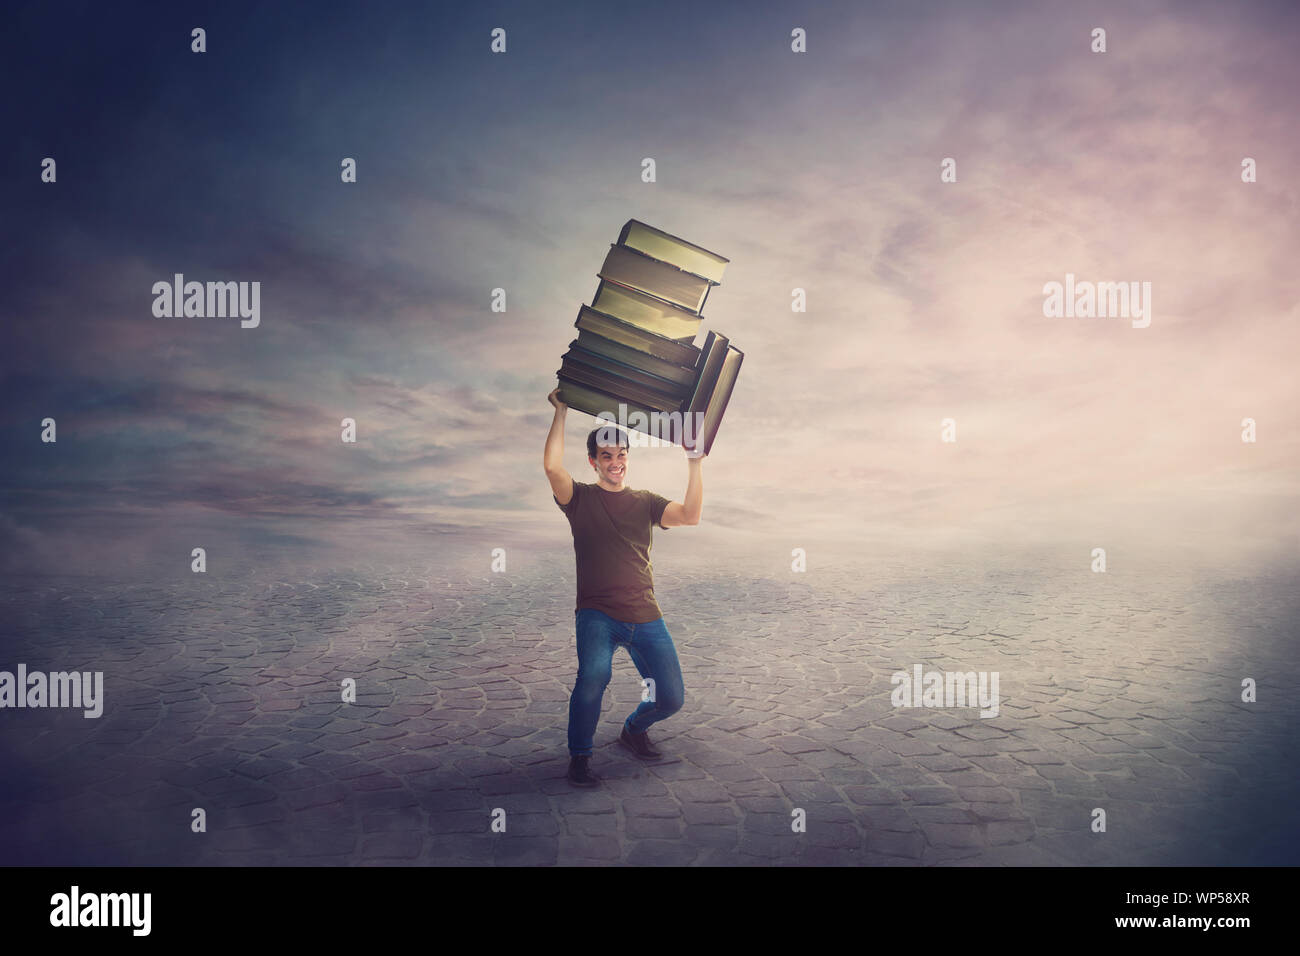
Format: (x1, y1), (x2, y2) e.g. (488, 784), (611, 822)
(548, 387), (567, 411)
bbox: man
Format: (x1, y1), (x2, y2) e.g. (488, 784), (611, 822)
(543, 387), (703, 787)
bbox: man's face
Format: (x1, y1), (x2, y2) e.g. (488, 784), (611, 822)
(590, 443), (628, 487)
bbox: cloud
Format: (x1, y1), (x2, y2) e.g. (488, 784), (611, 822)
(3, 0), (1297, 574)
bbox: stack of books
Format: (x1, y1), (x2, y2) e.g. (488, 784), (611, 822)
(556, 220), (744, 456)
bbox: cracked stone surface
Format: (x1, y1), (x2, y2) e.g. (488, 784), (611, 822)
(1, 543), (1296, 866)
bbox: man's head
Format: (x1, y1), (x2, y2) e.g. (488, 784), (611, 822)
(587, 423), (630, 490)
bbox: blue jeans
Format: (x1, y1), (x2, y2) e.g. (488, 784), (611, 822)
(568, 607), (685, 756)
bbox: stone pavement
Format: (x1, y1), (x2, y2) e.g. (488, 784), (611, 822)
(1, 542), (1297, 866)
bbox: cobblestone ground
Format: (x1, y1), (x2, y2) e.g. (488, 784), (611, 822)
(2, 543), (1297, 866)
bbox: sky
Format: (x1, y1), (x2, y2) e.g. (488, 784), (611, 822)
(2, 0), (1297, 576)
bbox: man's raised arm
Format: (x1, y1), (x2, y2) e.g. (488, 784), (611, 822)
(660, 451), (703, 527)
(545, 387), (574, 505)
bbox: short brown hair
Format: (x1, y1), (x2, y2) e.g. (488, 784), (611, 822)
(587, 424), (630, 460)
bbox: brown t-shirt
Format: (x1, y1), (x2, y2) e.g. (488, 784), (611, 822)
(554, 480), (671, 624)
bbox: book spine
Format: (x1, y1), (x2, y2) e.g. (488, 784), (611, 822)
(686, 332), (729, 418)
(702, 349), (743, 456)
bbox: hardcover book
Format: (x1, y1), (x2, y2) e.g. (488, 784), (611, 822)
(598, 244), (712, 315)
(573, 329), (697, 387)
(575, 305), (700, 366)
(557, 360), (683, 413)
(617, 219), (729, 285)
(561, 342), (693, 400)
(685, 344), (743, 457)
(556, 378), (686, 443)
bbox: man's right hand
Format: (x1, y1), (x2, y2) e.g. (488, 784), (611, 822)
(548, 386), (567, 410)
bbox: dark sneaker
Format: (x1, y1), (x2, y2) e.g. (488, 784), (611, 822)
(619, 724), (663, 760)
(567, 754), (600, 787)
